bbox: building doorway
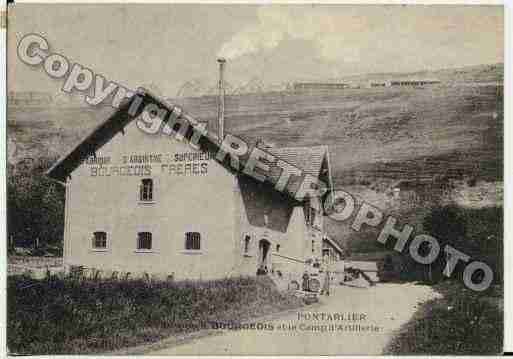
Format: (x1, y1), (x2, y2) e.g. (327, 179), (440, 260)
(257, 239), (270, 275)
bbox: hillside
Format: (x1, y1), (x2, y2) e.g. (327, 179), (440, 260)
(172, 63), (503, 97)
(8, 64), (503, 249)
(170, 83), (503, 185)
(328, 63), (503, 85)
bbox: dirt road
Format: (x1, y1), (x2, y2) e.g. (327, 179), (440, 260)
(147, 282), (440, 355)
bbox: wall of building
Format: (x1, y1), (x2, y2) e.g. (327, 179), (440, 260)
(322, 240), (342, 262)
(63, 115), (327, 281)
(231, 174), (320, 278)
(64, 120), (240, 280)
(8, 91), (54, 106)
(293, 83), (350, 91)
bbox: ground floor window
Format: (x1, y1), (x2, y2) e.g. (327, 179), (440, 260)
(137, 232), (152, 250)
(185, 232), (201, 250)
(92, 231), (107, 249)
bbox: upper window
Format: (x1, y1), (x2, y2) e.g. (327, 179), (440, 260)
(305, 204), (321, 229)
(185, 232), (201, 250)
(309, 207), (316, 226)
(304, 202), (316, 226)
(140, 178), (153, 202)
(92, 231), (107, 249)
(137, 232), (152, 250)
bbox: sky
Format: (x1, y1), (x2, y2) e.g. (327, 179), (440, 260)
(8, 4), (503, 96)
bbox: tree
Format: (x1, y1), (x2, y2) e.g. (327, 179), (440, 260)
(7, 156), (64, 254)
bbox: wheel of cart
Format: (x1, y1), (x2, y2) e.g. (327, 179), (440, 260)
(308, 278), (321, 292)
(289, 280), (300, 291)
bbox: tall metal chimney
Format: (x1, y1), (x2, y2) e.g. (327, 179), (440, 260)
(217, 58), (226, 143)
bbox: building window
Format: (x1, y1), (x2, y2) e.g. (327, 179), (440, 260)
(243, 235), (251, 254)
(137, 232), (152, 250)
(304, 202), (316, 226)
(139, 178), (153, 202)
(92, 231), (107, 249)
(312, 240), (315, 253)
(185, 232), (201, 250)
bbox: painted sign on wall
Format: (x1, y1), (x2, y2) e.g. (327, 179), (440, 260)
(88, 152), (212, 177)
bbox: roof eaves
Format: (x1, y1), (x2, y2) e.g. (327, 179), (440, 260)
(323, 235), (344, 256)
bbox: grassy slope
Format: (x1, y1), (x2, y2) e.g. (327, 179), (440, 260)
(384, 281), (503, 355)
(8, 275), (303, 354)
(8, 63), (503, 171)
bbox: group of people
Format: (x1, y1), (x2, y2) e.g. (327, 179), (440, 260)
(300, 255), (334, 296)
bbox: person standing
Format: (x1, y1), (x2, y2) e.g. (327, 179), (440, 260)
(320, 254), (331, 296)
(302, 271), (310, 292)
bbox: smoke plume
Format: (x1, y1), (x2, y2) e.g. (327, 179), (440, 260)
(217, 5), (503, 66)
(217, 6), (369, 61)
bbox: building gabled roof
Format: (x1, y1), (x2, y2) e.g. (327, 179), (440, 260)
(46, 90), (211, 183)
(268, 146), (328, 178)
(46, 105), (129, 183)
(47, 90), (333, 203)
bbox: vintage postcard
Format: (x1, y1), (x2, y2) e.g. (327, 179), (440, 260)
(6, 3), (504, 355)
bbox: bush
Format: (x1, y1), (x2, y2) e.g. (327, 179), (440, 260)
(384, 281), (503, 354)
(421, 205), (503, 285)
(7, 275), (302, 354)
(377, 204), (503, 285)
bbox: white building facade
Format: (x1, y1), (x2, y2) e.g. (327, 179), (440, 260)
(48, 93), (337, 281)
